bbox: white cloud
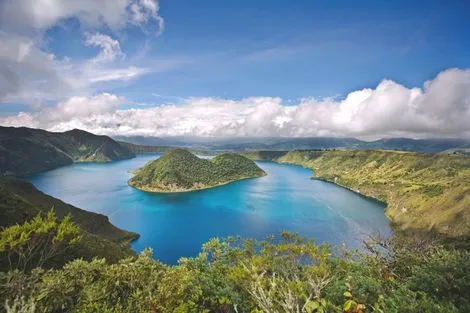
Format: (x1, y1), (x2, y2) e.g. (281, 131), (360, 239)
(1, 93), (125, 129)
(86, 66), (147, 83)
(0, 1), (164, 103)
(85, 33), (124, 63)
(0, 0), (164, 34)
(130, 0), (165, 35)
(0, 31), (149, 103)
(0, 32), (72, 103)
(2, 68), (470, 138)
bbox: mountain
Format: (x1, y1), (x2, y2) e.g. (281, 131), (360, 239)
(244, 150), (470, 238)
(128, 149), (266, 192)
(0, 177), (138, 266)
(0, 127), (135, 176)
(118, 141), (214, 156)
(115, 135), (470, 153)
(115, 136), (363, 151)
(366, 138), (470, 153)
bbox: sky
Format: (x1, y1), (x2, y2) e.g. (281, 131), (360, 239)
(0, 0), (470, 138)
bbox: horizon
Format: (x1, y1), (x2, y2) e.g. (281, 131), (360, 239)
(1, 1), (470, 138)
(4, 124), (470, 142)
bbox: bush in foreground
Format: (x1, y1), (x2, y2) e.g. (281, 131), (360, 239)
(1, 218), (469, 313)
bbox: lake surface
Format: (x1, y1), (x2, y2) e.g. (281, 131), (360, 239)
(29, 155), (391, 264)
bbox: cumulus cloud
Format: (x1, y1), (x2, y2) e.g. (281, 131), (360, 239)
(2, 68), (470, 138)
(1, 93), (125, 130)
(0, 0), (164, 103)
(0, 0), (164, 34)
(0, 32), (72, 103)
(0, 32), (148, 103)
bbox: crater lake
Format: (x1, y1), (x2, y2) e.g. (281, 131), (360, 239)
(28, 154), (391, 264)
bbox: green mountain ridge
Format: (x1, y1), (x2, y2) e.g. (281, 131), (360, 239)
(0, 126), (135, 176)
(129, 149), (266, 192)
(243, 150), (470, 238)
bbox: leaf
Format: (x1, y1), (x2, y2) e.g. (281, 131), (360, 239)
(343, 300), (353, 311)
(343, 291), (352, 298)
(305, 301), (320, 312)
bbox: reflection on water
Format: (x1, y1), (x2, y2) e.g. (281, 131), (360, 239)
(29, 155), (391, 264)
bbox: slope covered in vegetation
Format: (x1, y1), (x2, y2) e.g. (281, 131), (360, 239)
(1, 221), (469, 313)
(244, 150), (470, 238)
(0, 127), (135, 176)
(129, 149), (266, 192)
(0, 178), (138, 267)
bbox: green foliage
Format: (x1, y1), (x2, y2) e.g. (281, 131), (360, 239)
(4, 296), (36, 313)
(407, 248), (470, 310)
(421, 184), (443, 197)
(129, 149), (266, 192)
(1, 227), (467, 313)
(0, 178), (138, 270)
(0, 211), (81, 272)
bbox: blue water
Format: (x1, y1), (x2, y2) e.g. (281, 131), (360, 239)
(28, 155), (391, 264)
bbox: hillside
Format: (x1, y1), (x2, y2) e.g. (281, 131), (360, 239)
(0, 126), (135, 176)
(244, 150), (470, 237)
(118, 141), (213, 156)
(0, 177), (138, 265)
(129, 149), (266, 192)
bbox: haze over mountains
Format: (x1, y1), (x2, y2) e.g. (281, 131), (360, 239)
(115, 135), (470, 153)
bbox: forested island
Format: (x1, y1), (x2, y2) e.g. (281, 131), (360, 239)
(128, 149), (266, 192)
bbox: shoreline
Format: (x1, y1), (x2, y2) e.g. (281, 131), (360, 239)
(311, 177), (388, 207)
(257, 159), (393, 220)
(258, 159), (388, 205)
(128, 172), (267, 194)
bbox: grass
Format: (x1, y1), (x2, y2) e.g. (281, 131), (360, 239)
(129, 149), (266, 192)
(243, 149), (470, 237)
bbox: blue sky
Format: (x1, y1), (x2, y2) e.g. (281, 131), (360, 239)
(150, 0), (470, 99)
(1, 0), (470, 138)
(26, 0), (470, 101)
(113, 0), (470, 100)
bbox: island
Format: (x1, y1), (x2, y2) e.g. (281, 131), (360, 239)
(128, 149), (267, 193)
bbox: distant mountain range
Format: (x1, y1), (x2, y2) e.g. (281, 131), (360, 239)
(115, 135), (470, 153)
(0, 127), (135, 176)
(1, 126), (469, 177)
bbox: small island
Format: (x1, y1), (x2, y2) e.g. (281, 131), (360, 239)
(128, 149), (267, 193)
